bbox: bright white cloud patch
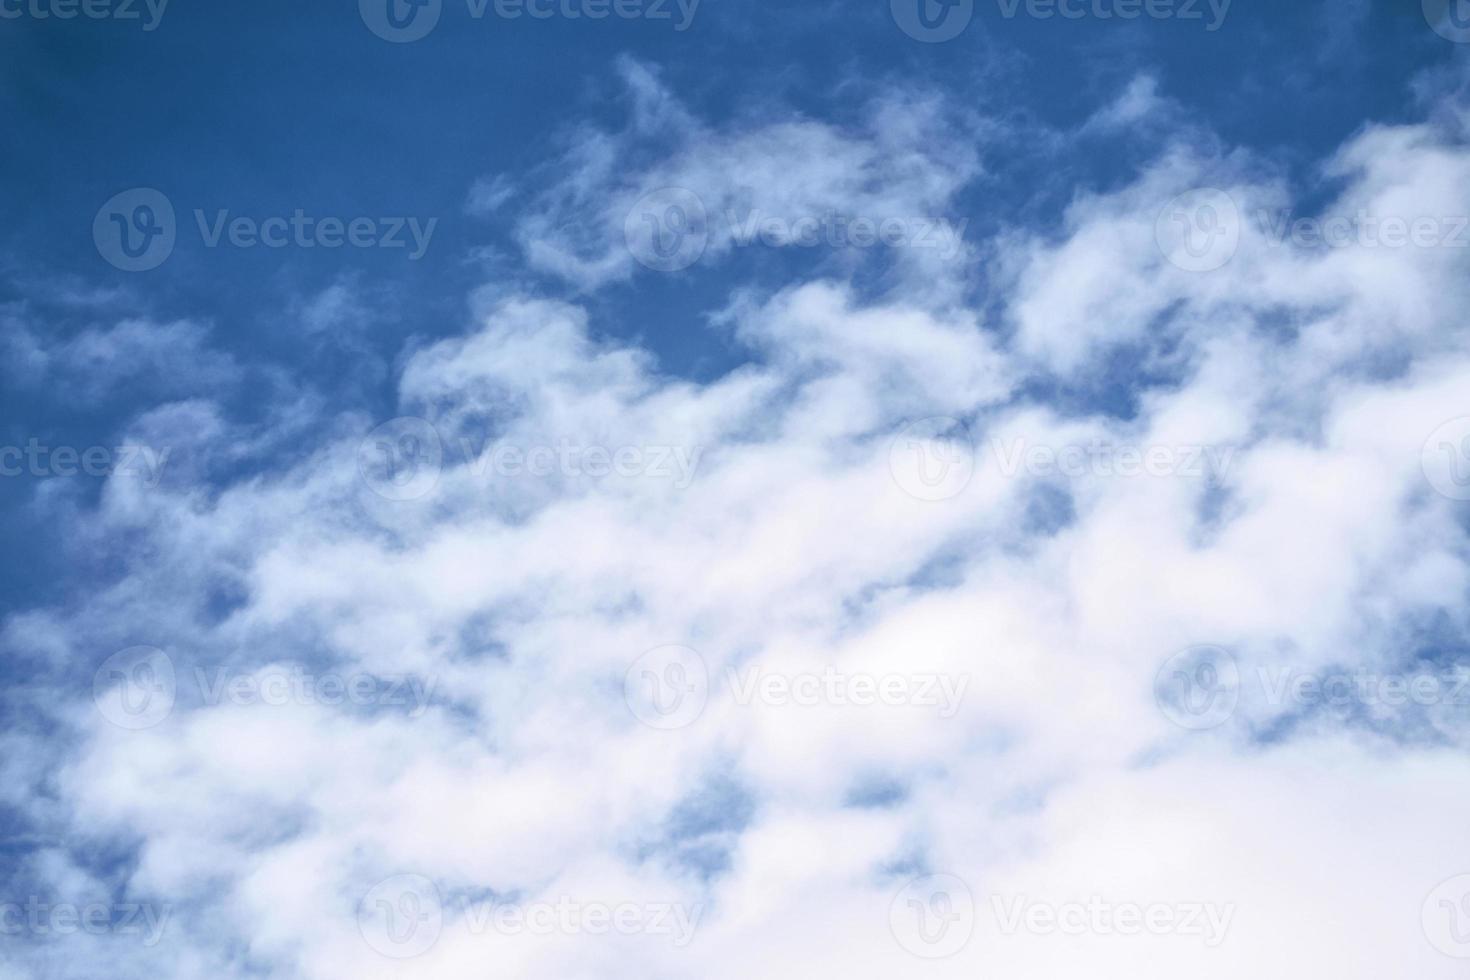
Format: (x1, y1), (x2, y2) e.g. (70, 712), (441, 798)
(5, 65), (1470, 980)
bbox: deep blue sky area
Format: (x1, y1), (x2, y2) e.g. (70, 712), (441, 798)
(0, 1), (1453, 365)
(0, 0), (1461, 611)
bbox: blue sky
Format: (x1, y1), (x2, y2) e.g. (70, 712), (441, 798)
(0, 0), (1454, 614)
(1, 1), (1452, 370)
(5, 1), (1470, 977)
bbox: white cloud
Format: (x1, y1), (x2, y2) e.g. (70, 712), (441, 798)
(6, 66), (1470, 980)
(0, 316), (242, 403)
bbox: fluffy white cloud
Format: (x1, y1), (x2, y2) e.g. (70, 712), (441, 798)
(5, 65), (1470, 980)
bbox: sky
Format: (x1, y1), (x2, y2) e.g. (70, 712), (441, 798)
(4, 0), (1470, 977)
